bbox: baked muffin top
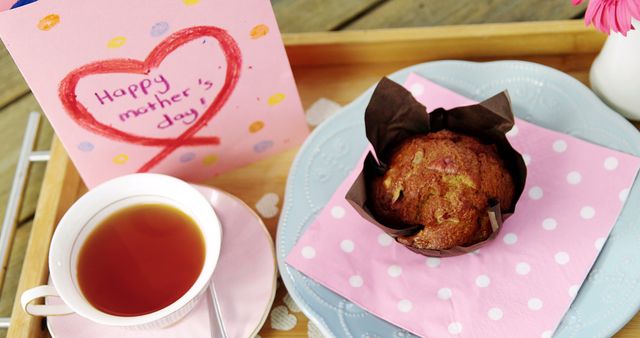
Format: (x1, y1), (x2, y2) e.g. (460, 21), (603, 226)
(369, 130), (514, 250)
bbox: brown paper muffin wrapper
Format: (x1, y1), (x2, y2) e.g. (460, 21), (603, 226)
(345, 77), (527, 257)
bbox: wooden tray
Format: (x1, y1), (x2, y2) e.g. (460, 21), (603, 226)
(8, 20), (640, 338)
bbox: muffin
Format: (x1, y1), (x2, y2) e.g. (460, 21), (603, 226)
(369, 130), (515, 251)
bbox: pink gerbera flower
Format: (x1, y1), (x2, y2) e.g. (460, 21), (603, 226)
(573, 0), (640, 35)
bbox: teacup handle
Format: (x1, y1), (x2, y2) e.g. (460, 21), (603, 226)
(21, 285), (74, 316)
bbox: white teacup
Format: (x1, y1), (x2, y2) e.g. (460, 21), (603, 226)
(21, 173), (222, 329)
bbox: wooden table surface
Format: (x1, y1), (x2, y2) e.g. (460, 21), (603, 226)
(0, 1), (620, 337)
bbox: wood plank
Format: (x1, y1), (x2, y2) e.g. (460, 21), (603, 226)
(289, 53), (595, 109)
(284, 20), (605, 66)
(0, 221), (32, 316)
(0, 94), (52, 297)
(7, 138), (83, 338)
(345, 0), (588, 30)
(619, 315), (640, 337)
(271, 0), (382, 33)
(0, 94), (54, 227)
(0, 42), (29, 109)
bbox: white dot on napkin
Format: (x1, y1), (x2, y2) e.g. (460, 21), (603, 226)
(409, 83), (424, 96)
(340, 240), (354, 253)
(516, 262), (531, 275)
(528, 298), (543, 310)
(522, 154), (531, 166)
(569, 284), (579, 298)
(437, 288), (452, 300)
(378, 233), (393, 247)
(426, 257), (441, 268)
(566, 171), (582, 185)
(541, 330), (553, 338)
(529, 186), (543, 200)
(595, 237), (606, 251)
(488, 307), (503, 321)
(388, 265), (402, 277)
(619, 188), (629, 202)
(397, 299), (413, 313)
(301, 246), (316, 259)
(506, 125), (519, 137)
(580, 206), (595, 219)
(503, 233), (518, 245)
(542, 218), (557, 230)
(604, 156), (619, 170)
(553, 140), (567, 153)
(349, 275), (363, 288)
(331, 206), (345, 219)
(555, 252), (570, 265)
(448, 322), (463, 335)
(475, 275), (490, 288)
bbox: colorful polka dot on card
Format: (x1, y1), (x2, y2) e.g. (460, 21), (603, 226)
(250, 24), (269, 39)
(37, 14), (60, 31)
(77, 141), (94, 152)
(182, 0), (200, 5)
(150, 21), (170, 37)
(179, 152), (196, 163)
(267, 93), (285, 106)
(253, 140), (274, 153)
(112, 153), (129, 164)
(249, 120), (264, 133)
(107, 36), (127, 49)
(202, 154), (219, 166)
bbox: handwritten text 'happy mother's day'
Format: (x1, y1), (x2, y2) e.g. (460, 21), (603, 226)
(93, 74), (214, 129)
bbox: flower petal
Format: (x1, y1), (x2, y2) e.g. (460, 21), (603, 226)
(587, 0), (606, 32)
(617, 1), (632, 35)
(584, 0), (602, 27)
(608, 1), (621, 33)
(580, 0), (640, 35)
(598, 1), (611, 33)
(628, 0), (640, 21)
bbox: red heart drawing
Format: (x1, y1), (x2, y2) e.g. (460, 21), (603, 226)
(59, 26), (242, 172)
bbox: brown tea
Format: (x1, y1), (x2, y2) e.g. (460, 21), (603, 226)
(77, 203), (205, 317)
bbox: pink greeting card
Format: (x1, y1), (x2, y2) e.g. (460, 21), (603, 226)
(0, 0), (308, 188)
(287, 74), (640, 337)
(0, 0), (13, 12)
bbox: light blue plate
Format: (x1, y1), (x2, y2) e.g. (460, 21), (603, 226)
(276, 60), (640, 338)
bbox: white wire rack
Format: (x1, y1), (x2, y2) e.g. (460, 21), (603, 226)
(0, 112), (50, 329)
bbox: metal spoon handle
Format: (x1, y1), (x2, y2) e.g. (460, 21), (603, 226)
(208, 282), (228, 338)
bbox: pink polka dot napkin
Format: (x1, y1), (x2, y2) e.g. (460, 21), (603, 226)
(286, 73), (640, 338)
